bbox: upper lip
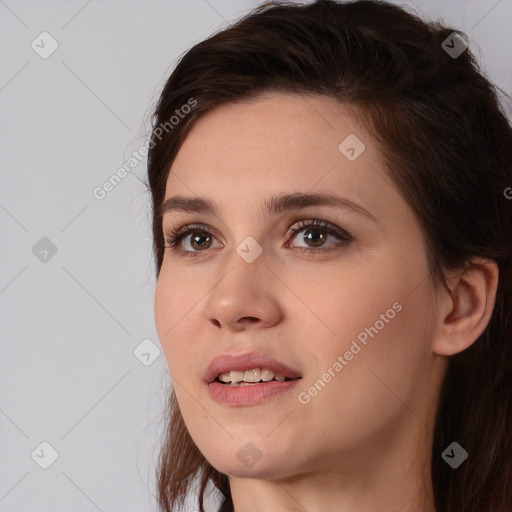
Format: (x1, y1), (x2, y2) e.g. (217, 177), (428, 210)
(204, 351), (302, 384)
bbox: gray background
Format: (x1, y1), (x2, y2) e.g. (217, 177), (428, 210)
(0, 0), (510, 511)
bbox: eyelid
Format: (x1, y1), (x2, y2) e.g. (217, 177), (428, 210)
(287, 218), (351, 240)
(168, 222), (222, 242)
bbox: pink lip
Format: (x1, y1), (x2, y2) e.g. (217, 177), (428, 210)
(208, 379), (301, 406)
(203, 351), (302, 384)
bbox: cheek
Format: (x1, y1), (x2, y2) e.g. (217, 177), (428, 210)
(292, 305), (432, 459)
(154, 273), (199, 377)
(300, 254), (434, 406)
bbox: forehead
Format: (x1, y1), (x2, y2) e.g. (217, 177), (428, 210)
(165, 92), (382, 204)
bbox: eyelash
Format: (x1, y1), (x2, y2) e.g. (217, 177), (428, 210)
(162, 219), (354, 259)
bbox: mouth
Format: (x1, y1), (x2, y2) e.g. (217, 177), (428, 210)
(213, 368), (301, 386)
(205, 353), (303, 406)
(204, 351), (302, 386)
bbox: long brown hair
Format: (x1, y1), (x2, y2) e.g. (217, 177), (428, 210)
(146, 1), (512, 511)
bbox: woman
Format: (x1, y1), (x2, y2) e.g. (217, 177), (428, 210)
(147, 1), (512, 511)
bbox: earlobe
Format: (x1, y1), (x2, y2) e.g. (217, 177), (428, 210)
(432, 258), (499, 356)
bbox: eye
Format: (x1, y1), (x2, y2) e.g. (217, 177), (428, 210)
(162, 219), (353, 259)
(163, 223), (220, 258)
(286, 219), (353, 254)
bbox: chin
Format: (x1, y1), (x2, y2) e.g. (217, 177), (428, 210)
(203, 444), (297, 480)
(210, 458), (281, 480)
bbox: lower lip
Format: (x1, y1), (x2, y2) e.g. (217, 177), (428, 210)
(208, 379), (301, 406)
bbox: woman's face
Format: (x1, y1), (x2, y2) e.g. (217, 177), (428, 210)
(154, 92), (447, 481)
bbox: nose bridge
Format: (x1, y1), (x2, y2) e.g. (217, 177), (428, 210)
(216, 227), (266, 284)
(211, 240), (266, 308)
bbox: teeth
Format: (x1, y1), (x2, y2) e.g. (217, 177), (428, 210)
(243, 369), (261, 382)
(229, 370), (245, 383)
(260, 369), (274, 382)
(217, 368), (288, 384)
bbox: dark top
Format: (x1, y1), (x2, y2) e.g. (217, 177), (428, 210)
(218, 498), (234, 512)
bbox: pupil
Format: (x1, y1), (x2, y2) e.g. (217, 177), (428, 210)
(192, 233), (210, 250)
(305, 229), (325, 247)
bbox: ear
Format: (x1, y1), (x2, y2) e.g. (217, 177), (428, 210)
(432, 257), (499, 356)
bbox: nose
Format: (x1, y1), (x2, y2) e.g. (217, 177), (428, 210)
(203, 254), (283, 332)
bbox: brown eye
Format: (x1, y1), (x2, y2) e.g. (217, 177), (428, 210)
(288, 219), (353, 252)
(301, 228), (328, 247)
(188, 232), (213, 250)
(163, 224), (220, 254)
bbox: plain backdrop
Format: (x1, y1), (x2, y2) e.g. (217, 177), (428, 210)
(0, 0), (511, 511)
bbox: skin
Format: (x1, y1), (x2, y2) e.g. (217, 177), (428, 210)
(154, 92), (498, 512)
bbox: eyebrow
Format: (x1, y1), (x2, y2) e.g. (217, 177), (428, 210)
(160, 192), (377, 221)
